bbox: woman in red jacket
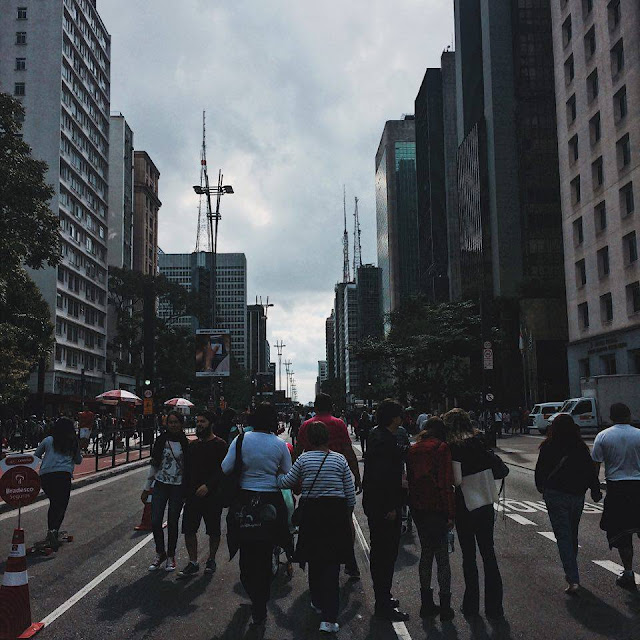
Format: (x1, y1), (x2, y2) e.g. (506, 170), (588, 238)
(407, 416), (456, 621)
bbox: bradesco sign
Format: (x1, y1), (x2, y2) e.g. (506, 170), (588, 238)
(0, 454), (40, 472)
(0, 454), (42, 508)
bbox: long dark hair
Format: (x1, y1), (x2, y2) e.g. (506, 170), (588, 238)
(252, 402), (278, 433)
(541, 414), (586, 452)
(51, 417), (79, 457)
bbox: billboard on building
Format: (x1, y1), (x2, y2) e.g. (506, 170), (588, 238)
(256, 371), (275, 394)
(195, 329), (231, 377)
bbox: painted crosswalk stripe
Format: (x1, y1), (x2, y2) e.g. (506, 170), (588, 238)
(505, 513), (537, 525)
(592, 560), (640, 583)
(538, 531), (581, 547)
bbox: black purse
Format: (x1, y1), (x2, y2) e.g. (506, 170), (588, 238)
(217, 433), (244, 508)
(487, 449), (510, 480)
(291, 452), (330, 527)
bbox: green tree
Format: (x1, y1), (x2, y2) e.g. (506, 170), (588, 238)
(0, 94), (59, 407)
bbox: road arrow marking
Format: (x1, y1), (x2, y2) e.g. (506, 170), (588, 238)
(505, 514), (537, 525)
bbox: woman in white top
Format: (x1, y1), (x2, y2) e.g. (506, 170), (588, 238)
(142, 411), (189, 572)
(277, 421), (355, 635)
(222, 403), (291, 639)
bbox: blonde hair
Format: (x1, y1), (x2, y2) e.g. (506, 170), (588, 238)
(443, 408), (475, 444)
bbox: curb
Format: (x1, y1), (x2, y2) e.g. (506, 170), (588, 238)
(0, 457), (150, 515)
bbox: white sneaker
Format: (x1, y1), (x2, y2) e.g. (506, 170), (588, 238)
(319, 621), (339, 633)
(165, 556), (176, 571)
(148, 553), (166, 571)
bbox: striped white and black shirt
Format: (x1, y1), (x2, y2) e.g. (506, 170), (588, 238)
(277, 450), (356, 508)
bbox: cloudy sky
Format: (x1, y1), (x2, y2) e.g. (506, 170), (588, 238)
(100, 0), (454, 403)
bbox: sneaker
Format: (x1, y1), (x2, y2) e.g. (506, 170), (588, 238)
(564, 583), (580, 595)
(310, 602), (322, 614)
(616, 572), (638, 591)
(148, 553), (167, 571)
(205, 558), (217, 574)
(177, 561), (199, 578)
(165, 556), (176, 572)
(319, 621), (340, 633)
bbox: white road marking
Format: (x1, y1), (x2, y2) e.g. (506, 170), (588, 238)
(0, 465), (147, 523)
(592, 560), (640, 583)
(39, 523), (163, 629)
(498, 449), (523, 454)
(352, 514), (412, 640)
(505, 514), (537, 525)
(537, 531), (582, 547)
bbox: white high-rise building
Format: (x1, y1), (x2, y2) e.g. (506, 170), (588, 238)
(0, 0), (111, 409)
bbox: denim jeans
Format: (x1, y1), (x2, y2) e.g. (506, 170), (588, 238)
(151, 481), (184, 556)
(544, 489), (584, 584)
(456, 504), (503, 617)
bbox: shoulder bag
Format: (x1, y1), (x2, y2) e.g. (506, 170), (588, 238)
(487, 448), (510, 480)
(291, 451), (330, 527)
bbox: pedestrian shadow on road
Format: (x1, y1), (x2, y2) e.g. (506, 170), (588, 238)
(565, 586), (638, 639)
(207, 604), (252, 640)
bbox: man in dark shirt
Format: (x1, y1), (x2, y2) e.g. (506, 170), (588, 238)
(362, 399), (410, 621)
(177, 411), (228, 578)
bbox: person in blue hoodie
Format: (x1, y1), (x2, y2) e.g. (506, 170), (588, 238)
(35, 417), (83, 549)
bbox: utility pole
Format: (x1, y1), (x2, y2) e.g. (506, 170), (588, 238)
(284, 360), (292, 399)
(275, 340), (286, 391)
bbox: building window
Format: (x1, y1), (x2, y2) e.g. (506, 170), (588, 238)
(15, 32), (26, 45)
(584, 26), (596, 59)
(579, 358), (591, 378)
(614, 86), (627, 122)
(578, 302), (590, 329)
(589, 112), (601, 145)
(564, 54), (575, 85)
(13, 83), (25, 96)
(600, 292), (614, 323)
(573, 217), (584, 245)
(611, 39), (624, 77)
(582, 0), (593, 15)
(601, 354), (617, 375)
(15, 57), (25, 71)
(562, 15), (572, 48)
(595, 202), (607, 233)
(626, 281), (640, 315)
(597, 246), (610, 278)
(569, 135), (579, 163)
(617, 133), (631, 170)
(17, 7), (27, 19)
(566, 94), (577, 124)
(587, 69), (599, 102)
(608, 0), (621, 30)
(592, 157), (604, 189)
(576, 259), (587, 287)
(624, 231), (638, 265)
(628, 349), (640, 374)
(571, 175), (581, 205)
(620, 182), (635, 217)
(55, 345), (63, 362)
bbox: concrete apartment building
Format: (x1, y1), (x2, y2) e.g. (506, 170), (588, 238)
(375, 117), (419, 324)
(133, 151), (161, 275)
(158, 252), (247, 368)
(0, 0), (111, 409)
(551, 0), (640, 395)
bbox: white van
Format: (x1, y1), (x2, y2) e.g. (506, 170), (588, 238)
(528, 402), (564, 435)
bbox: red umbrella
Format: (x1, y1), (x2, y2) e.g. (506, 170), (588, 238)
(95, 390), (142, 405)
(164, 398), (195, 408)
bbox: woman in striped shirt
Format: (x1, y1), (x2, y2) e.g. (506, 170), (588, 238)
(277, 421), (355, 634)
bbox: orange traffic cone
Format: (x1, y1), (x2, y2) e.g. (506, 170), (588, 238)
(0, 529), (43, 639)
(134, 485), (153, 531)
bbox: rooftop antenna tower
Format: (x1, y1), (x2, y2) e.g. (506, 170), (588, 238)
(342, 185), (351, 283)
(195, 112), (210, 252)
(353, 196), (362, 275)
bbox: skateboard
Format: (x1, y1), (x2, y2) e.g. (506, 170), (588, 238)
(28, 531), (74, 555)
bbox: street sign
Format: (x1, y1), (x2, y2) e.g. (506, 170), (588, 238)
(0, 466), (41, 507)
(143, 397), (154, 416)
(483, 348), (494, 370)
(486, 393), (495, 402)
(483, 341), (492, 349)
(0, 454), (40, 473)
(144, 389), (153, 398)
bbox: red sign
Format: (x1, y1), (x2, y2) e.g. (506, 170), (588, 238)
(0, 466), (41, 507)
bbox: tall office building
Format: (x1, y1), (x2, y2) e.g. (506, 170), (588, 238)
(316, 360), (328, 397)
(551, 0), (640, 394)
(158, 252), (247, 368)
(325, 311), (335, 379)
(454, 0), (569, 406)
(0, 0), (111, 408)
(247, 304), (270, 376)
(133, 151), (160, 275)
(415, 68), (449, 302)
(356, 264), (383, 342)
(333, 282), (348, 380)
(375, 116), (419, 324)
(344, 283), (361, 403)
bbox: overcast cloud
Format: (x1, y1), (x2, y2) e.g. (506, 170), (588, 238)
(100, 0), (454, 403)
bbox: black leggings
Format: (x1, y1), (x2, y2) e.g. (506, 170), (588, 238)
(239, 540), (273, 623)
(40, 472), (72, 531)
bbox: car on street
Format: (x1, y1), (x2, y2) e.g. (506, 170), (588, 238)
(529, 402), (564, 434)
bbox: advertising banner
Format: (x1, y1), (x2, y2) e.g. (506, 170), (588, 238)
(196, 329), (231, 377)
(256, 371), (275, 395)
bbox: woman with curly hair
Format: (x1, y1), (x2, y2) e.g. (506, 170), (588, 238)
(444, 408), (503, 620)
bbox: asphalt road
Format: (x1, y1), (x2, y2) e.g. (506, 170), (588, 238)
(0, 434), (639, 640)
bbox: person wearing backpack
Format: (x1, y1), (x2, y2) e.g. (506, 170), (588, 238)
(535, 413), (601, 594)
(407, 417), (455, 621)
